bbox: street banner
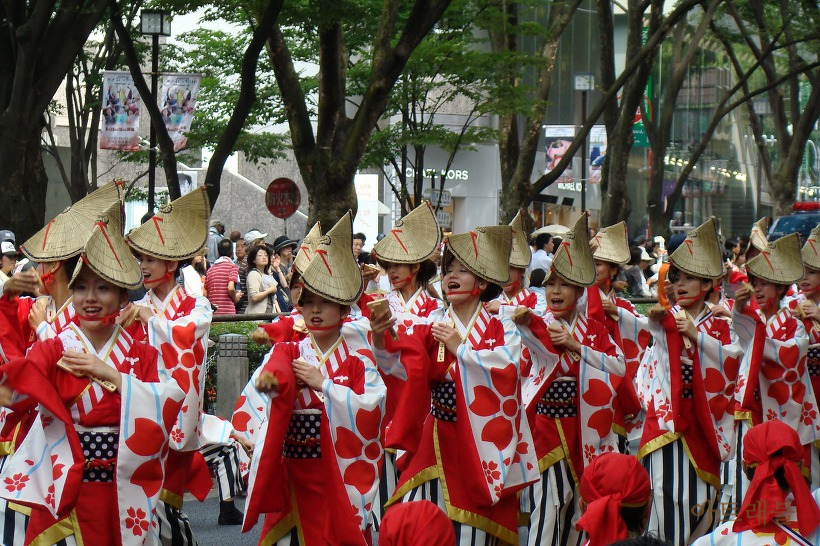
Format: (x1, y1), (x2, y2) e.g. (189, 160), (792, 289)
(159, 73), (202, 151)
(100, 71), (141, 151)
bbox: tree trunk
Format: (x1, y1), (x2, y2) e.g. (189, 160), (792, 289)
(0, 119), (49, 241)
(304, 162), (359, 228)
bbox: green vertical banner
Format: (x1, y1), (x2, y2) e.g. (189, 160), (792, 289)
(633, 27), (651, 148)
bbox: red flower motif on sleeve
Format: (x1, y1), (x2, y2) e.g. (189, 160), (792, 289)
(334, 407), (383, 495)
(125, 507), (150, 536)
(4, 473), (28, 492)
(469, 365), (519, 451)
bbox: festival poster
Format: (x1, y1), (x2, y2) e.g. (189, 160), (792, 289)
(100, 71), (141, 151)
(544, 125), (575, 184)
(588, 125), (607, 184)
(158, 73), (202, 152)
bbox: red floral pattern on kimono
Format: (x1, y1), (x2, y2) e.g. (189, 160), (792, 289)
(637, 305), (742, 484)
(0, 324), (184, 546)
(377, 306), (537, 544)
(732, 307), (819, 445)
(512, 308), (625, 476)
(0, 294), (77, 458)
(242, 334), (386, 546)
(128, 286), (211, 450)
(586, 287), (649, 435)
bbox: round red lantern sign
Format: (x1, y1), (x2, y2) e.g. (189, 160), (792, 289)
(265, 178), (301, 219)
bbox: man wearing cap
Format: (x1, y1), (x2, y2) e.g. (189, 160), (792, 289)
(272, 235), (297, 312)
(207, 218), (225, 263)
(123, 188), (214, 546)
(0, 241), (17, 287)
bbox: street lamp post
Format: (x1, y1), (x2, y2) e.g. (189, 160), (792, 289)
(140, 9), (172, 216)
(574, 72), (595, 212)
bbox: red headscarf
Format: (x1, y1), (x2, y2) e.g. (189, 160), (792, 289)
(734, 420), (820, 535)
(576, 453), (651, 546)
(380, 501), (455, 546)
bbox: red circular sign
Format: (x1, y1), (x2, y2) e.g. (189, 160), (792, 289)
(265, 178), (301, 219)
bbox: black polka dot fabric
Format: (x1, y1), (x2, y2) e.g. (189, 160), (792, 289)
(283, 412), (322, 458)
(79, 430), (118, 482)
(537, 380), (578, 417)
(808, 346), (820, 377)
(681, 364), (694, 399)
(431, 382), (458, 422)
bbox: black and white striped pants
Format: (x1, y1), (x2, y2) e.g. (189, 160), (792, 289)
(156, 501), (197, 546)
(0, 455), (27, 546)
(644, 440), (718, 545)
(398, 478), (503, 546)
(521, 459), (583, 546)
(201, 442), (246, 501)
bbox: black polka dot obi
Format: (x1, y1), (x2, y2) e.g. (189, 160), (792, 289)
(537, 379), (578, 417)
(78, 427), (119, 482)
(283, 410), (322, 458)
(431, 381), (457, 422)
(808, 345), (820, 377)
(681, 365), (694, 399)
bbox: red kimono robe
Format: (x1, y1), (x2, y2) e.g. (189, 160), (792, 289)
(0, 324), (184, 546)
(243, 334), (386, 545)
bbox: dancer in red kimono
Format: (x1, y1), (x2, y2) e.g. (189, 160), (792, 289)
(726, 233), (817, 510)
(0, 216), (184, 546)
(694, 421), (820, 546)
(637, 218), (742, 545)
(364, 202), (443, 528)
(0, 181), (124, 544)
(243, 212), (386, 546)
(371, 224), (538, 546)
(505, 213), (625, 546)
(123, 188), (214, 545)
(586, 221), (648, 454)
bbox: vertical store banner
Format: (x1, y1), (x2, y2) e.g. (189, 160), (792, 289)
(100, 71), (141, 151)
(159, 73), (202, 151)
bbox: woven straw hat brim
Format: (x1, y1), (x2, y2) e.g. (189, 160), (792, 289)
(69, 220), (142, 290)
(592, 221), (630, 265)
(669, 217), (724, 280)
(802, 223), (820, 270)
(748, 217), (769, 254)
(293, 222), (322, 275)
(22, 179), (125, 262)
(508, 210), (532, 269)
(300, 212), (363, 305)
(126, 187), (210, 261)
(550, 213), (595, 287)
(373, 202), (441, 264)
(747, 233), (805, 285)
(443, 226), (512, 286)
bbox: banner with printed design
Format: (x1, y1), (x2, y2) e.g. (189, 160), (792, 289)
(159, 73), (202, 152)
(100, 71), (141, 151)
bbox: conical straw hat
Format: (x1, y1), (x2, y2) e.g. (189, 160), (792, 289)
(748, 217), (769, 254)
(21, 179), (125, 262)
(549, 213), (595, 287)
(443, 225), (512, 286)
(300, 212), (364, 305)
(802, 223), (820, 271)
(591, 221), (630, 265)
(125, 187), (210, 260)
(293, 221), (322, 275)
(747, 233), (804, 285)
(508, 210), (532, 269)
(69, 212), (142, 290)
(373, 201), (441, 264)
(669, 217), (724, 279)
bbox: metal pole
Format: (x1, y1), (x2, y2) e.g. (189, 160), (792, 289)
(148, 33), (159, 215)
(581, 90), (587, 212)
